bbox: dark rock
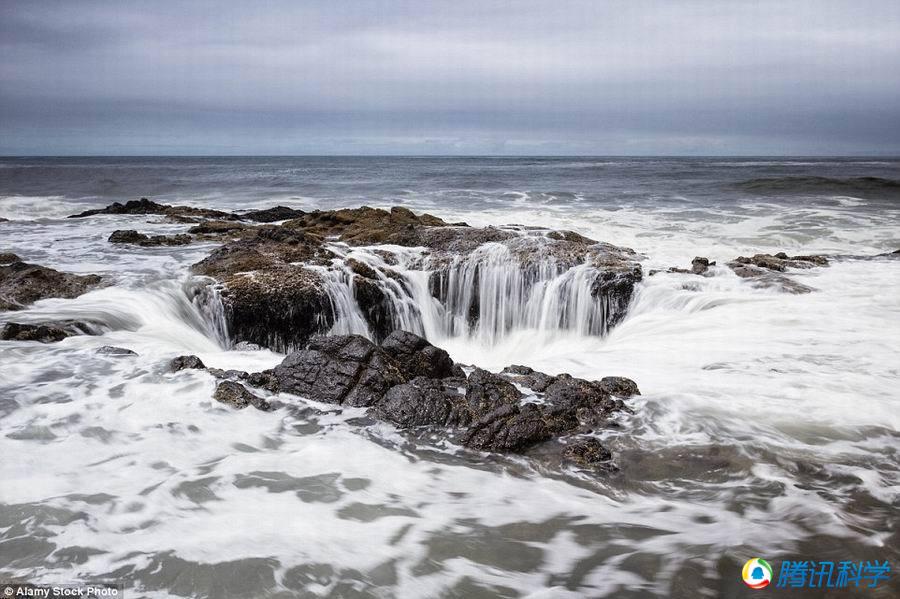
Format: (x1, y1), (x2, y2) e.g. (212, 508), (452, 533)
(346, 258), (377, 279)
(543, 375), (630, 430)
(282, 205), (451, 247)
(69, 198), (169, 218)
(381, 330), (463, 380)
(691, 257), (713, 274)
(374, 376), (469, 427)
(271, 335), (405, 407)
(563, 438), (613, 466)
(108, 230), (192, 246)
(207, 367), (250, 379)
(725, 252), (829, 293)
(171, 355), (206, 371)
(546, 230), (596, 244)
(1, 322), (80, 343)
(0, 252), (20, 263)
(352, 276), (395, 342)
(187, 220), (249, 235)
(241, 206), (306, 223)
(500, 365), (557, 392)
(598, 376), (641, 398)
(0, 261), (103, 311)
(462, 403), (553, 452)
(96, 345), (138, 356)
(464, 367), (522, 419)
(69, 198), (237, 221)
(213, 381), (273, 411)
(191, 227), (336, 351)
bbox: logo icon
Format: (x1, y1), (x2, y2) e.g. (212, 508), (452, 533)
(742, 558), (773, 589)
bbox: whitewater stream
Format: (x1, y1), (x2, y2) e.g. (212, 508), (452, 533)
(1, 157), (898, 597)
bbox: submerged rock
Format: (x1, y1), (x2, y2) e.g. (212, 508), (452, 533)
(108, 230), (193, 246)
(96, 345), (138, 356)
(0, 260), (102, 311)
(1, 321), (95, 343)
(562, 438), (613, 467)
(213, 381), (272, 411)
(727, 253), (828, 294)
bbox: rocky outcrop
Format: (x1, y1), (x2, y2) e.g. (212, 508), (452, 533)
(727, 252), (828, 294)
(0, 260), (102, 311)
(241, 206), (306, 223)
(109, 230), (193, 246)
(68, 198), (236, 221)
(245, 331), (638, 468)
(1, 321), (96, 343)
(213, 381), (272, 411)
(189, 206), (643, 350)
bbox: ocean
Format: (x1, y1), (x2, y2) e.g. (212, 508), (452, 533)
(1, 157), (898, 597)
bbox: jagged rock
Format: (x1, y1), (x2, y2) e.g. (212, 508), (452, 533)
(727, 252), (828, 294)
(352, 277), (394, 342)
(563, 438), (613, 466)
(241, 206), (306, 223)
(691, 257), (713, 274)
(346, 258), (377, 279)
(108, 230), (192, 246)
(170, 355), (206, 371)
(0, 260), (102, 311)
(500, 365), (557, 392)
(598, 376), (641, 398)
(1, 322), (87, 343)
(213, 381), (273, 411)
(375, 376), (469, 427)
(69, 198), (237, 221)
(271, 335), (406, 407)
(464, 368), (522, 418)
(462, 403), (553, 452)
(96, 345), (138, 356)
(191, 227), (336, 351)
(381, 330), (463, 380)
(207, 367), (250, 379)
(0, 253), (20, 264)
(731, 253), (828, 272)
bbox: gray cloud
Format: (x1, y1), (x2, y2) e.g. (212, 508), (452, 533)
(1, 0), (899, 155)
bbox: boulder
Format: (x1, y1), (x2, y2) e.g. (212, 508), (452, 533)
(170, 355), (206, 371)
(375, 376), (469, 427)
(271, 335), (406, 407)
(464, 368), (522, 419)
(380, 330), (463, 380)
(500, 365), (556, 393)
(0, 260), (102, 311)
(563, 438), (613, 466)
(213, 381), (273, 411)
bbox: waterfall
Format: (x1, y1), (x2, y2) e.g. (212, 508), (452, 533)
(308, 241), (633, 346)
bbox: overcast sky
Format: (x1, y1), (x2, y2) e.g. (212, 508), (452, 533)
(1, 0), (899, 155)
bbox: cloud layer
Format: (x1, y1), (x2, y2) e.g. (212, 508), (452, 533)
(2, 0), (899, 155)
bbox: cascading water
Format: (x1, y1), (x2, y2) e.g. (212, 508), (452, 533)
(307, 240), (633, 347)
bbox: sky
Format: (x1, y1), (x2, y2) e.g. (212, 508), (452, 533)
(1, 0), (899, 156)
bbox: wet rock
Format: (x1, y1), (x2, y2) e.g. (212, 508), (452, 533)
(213, 381), (273, 411)
(731, 253), (828, 271)
(691, 256), (713, 274)
(725, 252), (829, 293)
(69, 198), (236, 221)
(462, 403), (553, 452)
(464, 367), (522, 418)
(191, 227), (336, 351)
(598, 376), (641, 398)
(0, 260), (103, 311)
(170, 355), (206, 371)
(69, 198), (169, 218)
(0, 252), (20, 263)
(271, 335), (406, 407)
(346, 258), (377, 279)
(375, 376), (469, 427)
(242, 206), (306, 223)
(108, 230), (192, 246)
(562, 437), (613, 466)
(381, 330), (463, 380)
(352, 276), (395, 342)
(96, 345), (138, 356)
(1, 322), (80, 343)
(500, 364), (557, 392)
(207, 367), (250, 379)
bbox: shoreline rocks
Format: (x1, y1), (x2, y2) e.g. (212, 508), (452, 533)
(1, 321), (97, 343)
(0, 259), (103, 311)
(109, 230), (193, 247)
(245, 331), (639, 468)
